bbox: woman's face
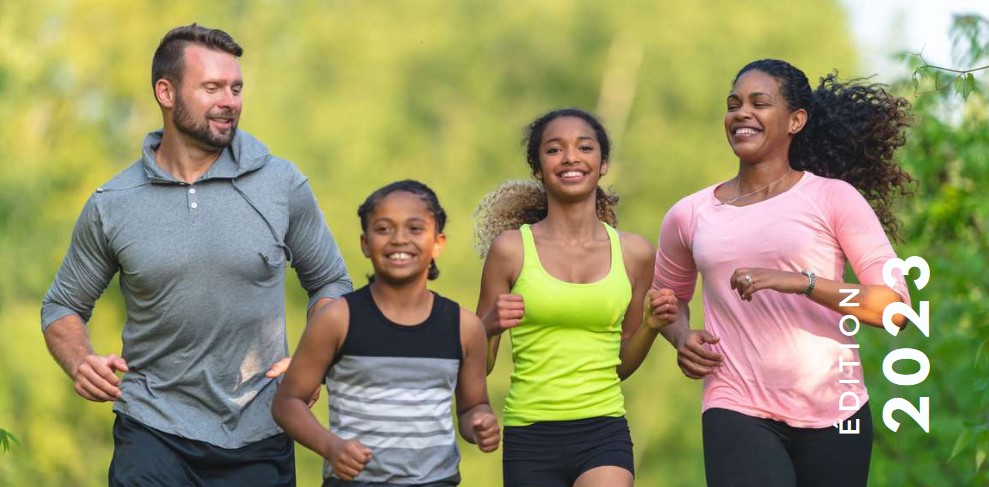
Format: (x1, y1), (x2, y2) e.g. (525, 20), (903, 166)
(537, 116), (609, 201)
(724, 69), (805, 163)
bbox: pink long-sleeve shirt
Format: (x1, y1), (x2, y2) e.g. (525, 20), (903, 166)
(654, 171), (910, 428)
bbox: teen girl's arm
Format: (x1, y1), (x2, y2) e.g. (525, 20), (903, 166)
(271, 299), (372, 481)
(455, 308), (500, 452)
(728, 182), (910, 328)
(617, 233), (676, 380)
(475, 230), (524, 374)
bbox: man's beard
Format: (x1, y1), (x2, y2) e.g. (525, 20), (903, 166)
(173, 92), (237, 150)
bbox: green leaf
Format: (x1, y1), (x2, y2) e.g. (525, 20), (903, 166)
(978, 448), (987, 473)
(966, 72), (979, 97)
(0, 428), (18, 453)
(977, 339), (989, 366)
(958, 75), (973, 99)
(950, 430), (971, 462)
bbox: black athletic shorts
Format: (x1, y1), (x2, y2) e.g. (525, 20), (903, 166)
(109, 413), (295, 487)
(502, 416), (634, 487)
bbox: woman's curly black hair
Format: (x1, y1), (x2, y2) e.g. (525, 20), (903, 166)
(735, 59), (915, 240)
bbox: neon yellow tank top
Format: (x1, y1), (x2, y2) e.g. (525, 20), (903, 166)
(503, 223), (631, 426)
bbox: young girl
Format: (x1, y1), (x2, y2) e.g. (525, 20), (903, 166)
(653, 59), (913, 486)
(272, 180), (500, 486)
(474, 108), (678, 487)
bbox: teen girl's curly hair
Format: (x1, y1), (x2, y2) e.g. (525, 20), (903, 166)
(472, 109), (619, 258)
(735, 60), (914, 240)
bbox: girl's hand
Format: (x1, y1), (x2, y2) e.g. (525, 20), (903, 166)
(481, 294), (524, 337)
(730, 268), (808, 301)
(471, 413), (501, 453)
(327, 437), (372, 481)
(644, 288), (678, 330)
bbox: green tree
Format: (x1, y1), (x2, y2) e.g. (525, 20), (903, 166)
(858, 14), (989, 487)
(1, 1), (856, 485)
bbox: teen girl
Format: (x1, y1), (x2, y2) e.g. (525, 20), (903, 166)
(474, 108), (678, 487)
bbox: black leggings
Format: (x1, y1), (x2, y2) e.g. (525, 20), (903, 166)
(702, 403), (872, 487)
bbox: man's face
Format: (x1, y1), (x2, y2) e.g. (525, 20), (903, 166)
(171, 44), (243, 151)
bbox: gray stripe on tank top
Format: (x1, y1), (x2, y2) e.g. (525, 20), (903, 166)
(329, 404), (452, 422)
(328, 355), (460, 388)
(330, 390), (450, 405)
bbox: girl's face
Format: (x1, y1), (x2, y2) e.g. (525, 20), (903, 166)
(537, 116), (609, 201)
(360, 191), (445, 285)
(724, 69), (806, 163)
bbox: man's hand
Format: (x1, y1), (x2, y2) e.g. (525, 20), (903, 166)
(267, 357), (320, 407)
(73, 354), (128, 402)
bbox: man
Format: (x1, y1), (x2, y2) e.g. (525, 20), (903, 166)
(41, 24), (351, 485)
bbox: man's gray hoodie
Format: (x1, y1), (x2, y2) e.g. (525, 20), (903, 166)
(42, 129), (352, 448)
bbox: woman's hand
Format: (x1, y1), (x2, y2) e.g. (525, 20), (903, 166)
(730, 268), (809, 301)
(672, 328), (723, 379)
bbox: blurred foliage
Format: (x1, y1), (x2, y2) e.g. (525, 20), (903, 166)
(4, 1), (979, 486)
(0, 428), (18, 454)
(901, 14), (989, 100)
(856, 13), (989, 487)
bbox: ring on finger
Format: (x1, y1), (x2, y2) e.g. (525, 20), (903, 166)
(743, 274), (753, 286)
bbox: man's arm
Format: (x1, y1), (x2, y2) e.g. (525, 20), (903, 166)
(41, 195), (124, 401)
(285, 177), (352, 307)
(45, 315), (128, 401)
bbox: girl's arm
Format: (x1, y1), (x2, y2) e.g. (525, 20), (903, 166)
(475, 230), (524, 374)
(271, 299), (372, 481)
(455, 308), (500, 452)
(617, 232), (672, 380)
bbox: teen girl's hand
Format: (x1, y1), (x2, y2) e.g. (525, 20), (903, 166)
(644, 288), (678, 330)
(471, 412), (501, 452)
(327, 436), (372, 481)
(730, 268), (808, 301)
(481, 294), (524, 337)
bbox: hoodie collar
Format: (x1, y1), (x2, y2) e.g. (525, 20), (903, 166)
(141, 129), (270, 184)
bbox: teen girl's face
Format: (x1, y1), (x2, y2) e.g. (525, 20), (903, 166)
(360, 191), (445, 285)
(724, 69), (806, 163)
(537, 116), (609, 201)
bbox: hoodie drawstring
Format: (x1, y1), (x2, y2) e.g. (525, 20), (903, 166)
(230, 179), (294, 266)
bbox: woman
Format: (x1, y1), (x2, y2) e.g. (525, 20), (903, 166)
(653, 59), (914, 486)
(475, 108), (677, 487)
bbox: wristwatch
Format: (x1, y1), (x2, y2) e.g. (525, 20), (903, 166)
(800, 270), (816, 296)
